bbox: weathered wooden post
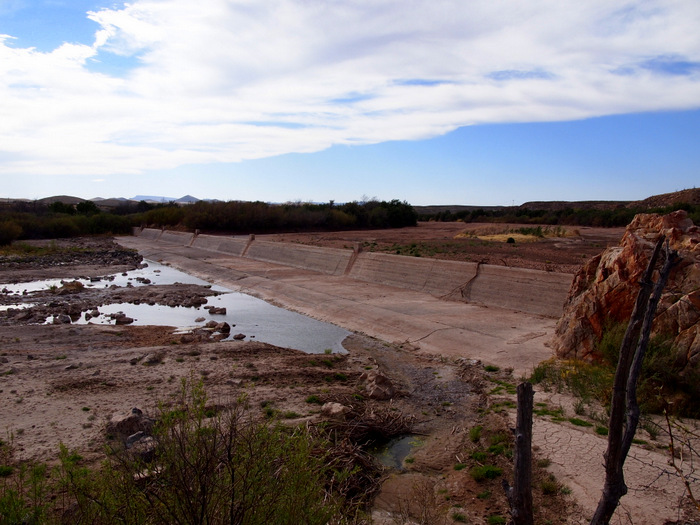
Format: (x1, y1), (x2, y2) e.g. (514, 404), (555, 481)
(503, 381), (534, 525)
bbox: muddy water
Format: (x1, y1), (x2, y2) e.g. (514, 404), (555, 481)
(1, 260), (351, 354)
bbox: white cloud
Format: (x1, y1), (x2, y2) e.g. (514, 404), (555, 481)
(1, 0), (699, 176)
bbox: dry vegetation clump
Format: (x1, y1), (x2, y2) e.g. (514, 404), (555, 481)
(456, 224), (578, 243)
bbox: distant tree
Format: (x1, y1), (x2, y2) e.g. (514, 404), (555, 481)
(48, 201), (76, 215)
(76, 200), (100, 216)
(0, 220), (22, 245)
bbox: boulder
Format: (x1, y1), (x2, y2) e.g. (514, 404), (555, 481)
(56, 281), (84, 295)
(359, 370), (396, 400)
(552, 211), (700, 370)
(106, 408), (155, 439)
(126, 432), (157, 462)
(321, 402), (350, 419)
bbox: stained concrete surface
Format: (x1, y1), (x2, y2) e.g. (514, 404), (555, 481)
(117, 236), (557, 378)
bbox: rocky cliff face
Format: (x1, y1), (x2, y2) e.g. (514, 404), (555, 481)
(552, 211), (700, 371)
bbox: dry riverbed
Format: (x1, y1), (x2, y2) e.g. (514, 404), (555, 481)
(0, 236), (581, 523)
(7, 232), (695, 524)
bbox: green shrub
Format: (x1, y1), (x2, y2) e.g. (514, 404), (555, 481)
(471, 451), (488, 461)
(469, 425), (483, 443)
(469, 465), (502, 482)
(0, 221), (22, 246)
(54, 378), (351, 524)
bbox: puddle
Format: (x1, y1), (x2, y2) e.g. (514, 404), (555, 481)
(0, 260), (226, 295)
(4, 260), (351, 354)
(370, 435), (423, 470)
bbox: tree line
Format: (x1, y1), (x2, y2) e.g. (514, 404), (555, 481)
(0, 199), (418, 245)
(419, 202), (700, 227)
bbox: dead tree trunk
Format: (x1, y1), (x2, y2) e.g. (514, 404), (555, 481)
(503, 382), (534, 525)
(590, 238), (677, 524)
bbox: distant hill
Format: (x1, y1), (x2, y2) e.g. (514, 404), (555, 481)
(176, 195), (199, 204)
(130, 195), (200, 204)
(414, 188), (700, 215)
(131, 195), (178, 203)
(633, 188), (700, 208)
(37, 195), (86, 205)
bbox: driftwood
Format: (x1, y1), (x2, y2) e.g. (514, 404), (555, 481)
(591, 238), (679, 524)
(323, 404), (415, 446)
(503, 382), (534, 525)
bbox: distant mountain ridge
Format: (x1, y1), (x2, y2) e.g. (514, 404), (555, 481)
(131, 195), (199, 203)
(12, 188), (700, 213)
(413, 188), (700, 215)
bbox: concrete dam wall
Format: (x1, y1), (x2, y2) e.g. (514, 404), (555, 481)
(133, 228), (572, 317)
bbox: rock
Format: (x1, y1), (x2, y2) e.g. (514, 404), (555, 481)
(216, 322), (231, 334)
(112, 313), (134, 325)
(232, 333), (246, 340)
(205, 320), (218, 329)
(195, 317), (206, 322)
(143, 352), (163, 365)
(128, 435), (157, 463)
(56, 281), (85, 295)
(209, 307), (227, 315)
(125, 430), (148, 447)
(53, 314), (72, 324)
(321, 402), (350, 419)
(552, 211), (700, 370)
(359, 370), (396, 400)
(106, 408), (155, 439)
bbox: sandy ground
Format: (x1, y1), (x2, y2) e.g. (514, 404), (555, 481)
(1, 227), (698, 524)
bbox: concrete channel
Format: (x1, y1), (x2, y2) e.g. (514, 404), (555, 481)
(117, 229), (574, 377)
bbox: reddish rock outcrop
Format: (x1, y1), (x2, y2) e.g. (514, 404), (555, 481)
(552, 211), (700, 369)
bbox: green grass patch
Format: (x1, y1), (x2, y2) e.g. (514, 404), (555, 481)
(469, 465), (502, 482)
(476, 490), (491, 500)
(471, 451), (488, 462)
(469, 425), (483, 443)
(568, 417), (593, 427)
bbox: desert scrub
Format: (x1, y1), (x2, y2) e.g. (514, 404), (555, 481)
(530, 358), (613, 406)
(536, 324), (700, 417)
(3, 379), (373, 524)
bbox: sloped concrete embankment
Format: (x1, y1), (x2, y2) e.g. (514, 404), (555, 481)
(134, 228), (572, 317)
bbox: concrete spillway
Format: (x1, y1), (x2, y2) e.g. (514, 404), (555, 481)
(134, 228), (571, 318)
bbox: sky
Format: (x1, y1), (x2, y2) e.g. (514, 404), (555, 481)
(1, 0), (699, 206)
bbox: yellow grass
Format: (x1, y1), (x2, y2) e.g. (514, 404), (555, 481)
(455, 225), (579, 243)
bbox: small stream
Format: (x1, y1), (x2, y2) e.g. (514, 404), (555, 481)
(1, 260), (351, 354)
(370, 435), (423, 470)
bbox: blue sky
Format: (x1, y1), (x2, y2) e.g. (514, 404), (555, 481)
(1, 1), (699, 205)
